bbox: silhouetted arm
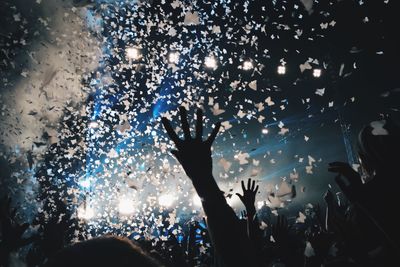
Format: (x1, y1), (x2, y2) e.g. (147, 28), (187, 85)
(236, 178), (263, 250)
(162, 107), (257, 266)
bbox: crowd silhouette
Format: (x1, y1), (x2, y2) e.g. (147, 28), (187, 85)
(1, 106), (399, 267)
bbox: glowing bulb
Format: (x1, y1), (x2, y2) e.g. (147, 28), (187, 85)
(205, 56), (217, 70)
(193, 194), (202, 206)
(118, 198), (135, 215)
(313, 68), (322, 78)
(277, 65), (286, 75)
(89, 121), (99, 129)
(158, 194), (175, 207)
(242, 60), (254, 70)
(262, 128), (269, 134)
(257, 201), (264, 209)
(79, 179), (91, 188)
(78, 205), (94, 220)
(168, 52), (179, 64)
(126, 47), (141, 60)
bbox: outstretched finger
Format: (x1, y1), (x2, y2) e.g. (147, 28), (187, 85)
(179, 106), (191, 140)
(247, 178), (251, 191)
(328, 163), (350, 175)
(327, 165), (343, 173)
(254, 185), (259, 194)
(241, 180), (245, 192)
(195, 109), (203, 141)
(206, 122), (221, 146)
(251, 179), (256, 191)
(329, 161), (349, 167)
(162, 117), (181, 145)
(329, 165), (361, 186)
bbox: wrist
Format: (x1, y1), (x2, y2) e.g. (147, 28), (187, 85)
(191, 174), (222, 199)
(247, 212), (256, 220)
(246, 206), (256, 215)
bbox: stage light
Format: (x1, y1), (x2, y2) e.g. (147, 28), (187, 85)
(205, 56), (218, 70)
(118, 198), (135, 215)
(242, 60), (254, 70)
(257, 201), (264, 209)
(77, 205), (94, 220)
(277, 65), (286, 75)
(313, 68), (322, 78)
(89, 121), (99, 129)
(168, 52), (180, 64)
(126, 47), (141, 60)
(79, 179), (91, 188)
(193, 194), (202, 206)
(262, 128), (269, 134)
(158, 194), (175, 207)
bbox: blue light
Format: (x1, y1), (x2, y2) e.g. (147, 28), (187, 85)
(80, 179), (91, 189)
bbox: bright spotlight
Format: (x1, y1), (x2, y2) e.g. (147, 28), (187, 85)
(262, 128), (269, 134)
(158, 194), (175, 207)
(168, 52), (180, 64)
(277, 65), (286, 75)
(118, 198), (135, 215)
(313, 68), (322, 78)
(193, 194), (202, 206)
(77, 205), (94, 220)
(257, 201), (264, 209)
(126, 47), (141, 60)
(242, 60), (254, 70)
(205, 56), (218, 70)
(88, 121), (99, 129)
(79, 179), (91, 189)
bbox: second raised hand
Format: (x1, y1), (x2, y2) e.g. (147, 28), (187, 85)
(236, 178), (259, 213)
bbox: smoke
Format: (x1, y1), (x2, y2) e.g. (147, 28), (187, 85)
(0, 0), (101, 154)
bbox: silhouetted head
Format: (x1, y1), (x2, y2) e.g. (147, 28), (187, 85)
(45, 235), (163, 267)
(357, 118), (400, 179)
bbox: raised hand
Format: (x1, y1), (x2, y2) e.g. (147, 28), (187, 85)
(328, 162), (362, 202)
(161, 107), (221, 182)
(236, 178), (259, 214)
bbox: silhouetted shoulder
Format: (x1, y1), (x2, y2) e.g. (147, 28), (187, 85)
(44, 235), (163, 267)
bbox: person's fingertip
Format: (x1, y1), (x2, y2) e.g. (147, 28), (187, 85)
(179, 106), (187, 113)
